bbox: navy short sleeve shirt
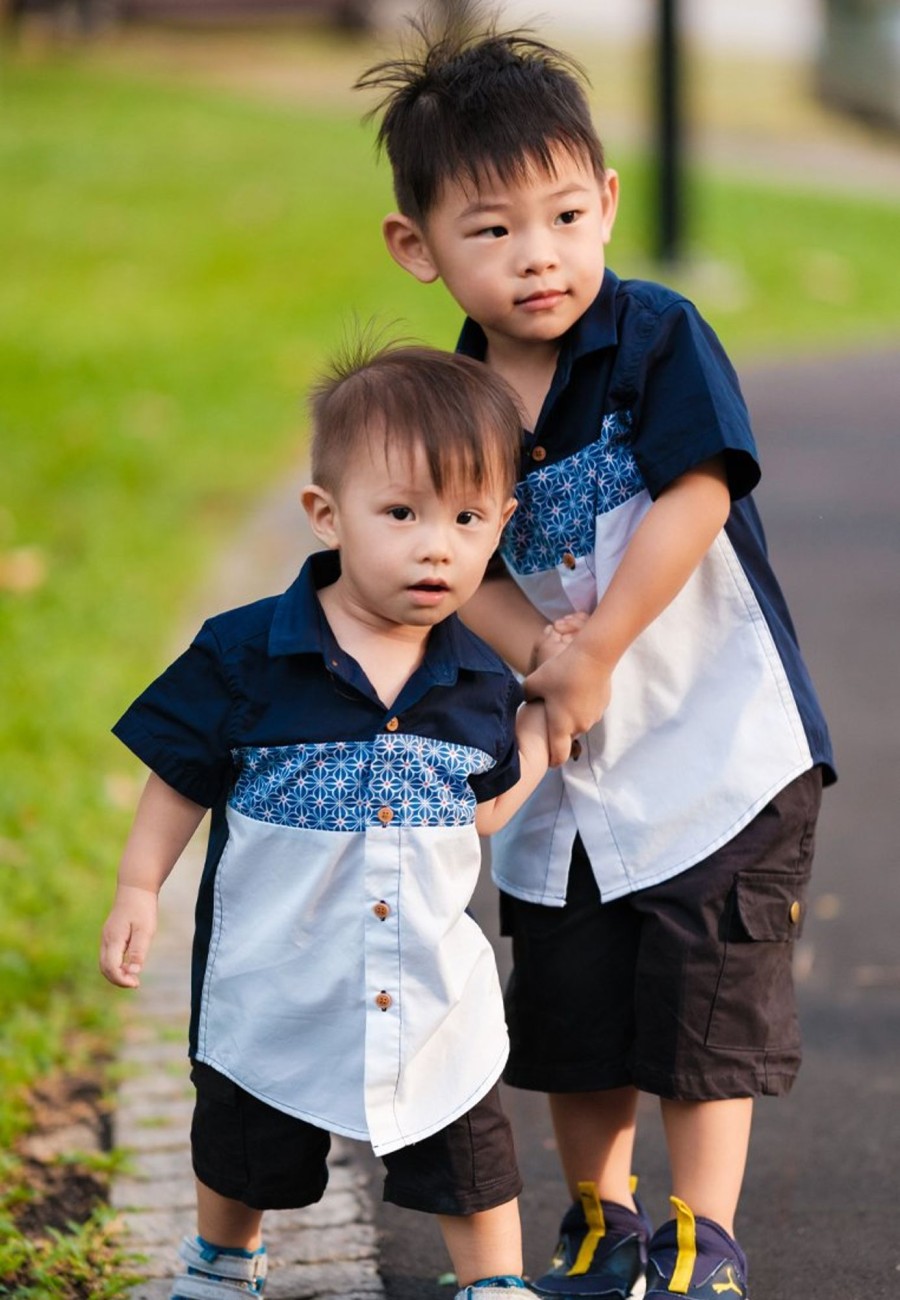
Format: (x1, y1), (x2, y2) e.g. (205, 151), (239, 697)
(458, 271), (833, 906)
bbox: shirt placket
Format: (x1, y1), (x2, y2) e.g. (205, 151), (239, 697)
(360, 729), (405, 1148)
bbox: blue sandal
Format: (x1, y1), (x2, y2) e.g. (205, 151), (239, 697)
(170, 1235), (268, 1299)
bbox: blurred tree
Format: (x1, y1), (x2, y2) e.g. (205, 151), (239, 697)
(4, 0), (377, 34)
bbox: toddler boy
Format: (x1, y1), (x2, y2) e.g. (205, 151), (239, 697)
(100, 343), (557, 1300)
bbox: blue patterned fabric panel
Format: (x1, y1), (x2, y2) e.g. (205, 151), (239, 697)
(229, 736), (494, 830)
(502, 412), (644, 575)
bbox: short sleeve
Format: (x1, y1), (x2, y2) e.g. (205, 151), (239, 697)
(468, 673), (525, 804)
(112, 621), (235, 807)
(631, 300), (760, 501)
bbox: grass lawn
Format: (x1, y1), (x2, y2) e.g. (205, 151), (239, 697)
(1, 35), (898, 1289)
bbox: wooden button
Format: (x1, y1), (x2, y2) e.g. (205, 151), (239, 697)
(377, 807), (394, 825)
(373, 901), (391, 921)
(531, 444), (547, 462)
(562, 551), (577, 570)
(385, 716), (399, 732)
(375, 991), (392, 1011)
(789, 900), (802, 925)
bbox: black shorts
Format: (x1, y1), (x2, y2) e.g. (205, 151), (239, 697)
(500, 768), (823, 1101)
(189, 1061), (522, 1216)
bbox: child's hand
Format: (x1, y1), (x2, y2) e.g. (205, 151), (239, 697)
(99, 885), (159, 989)
(525, 638), (612, 767)
(532, 611), (590, 668)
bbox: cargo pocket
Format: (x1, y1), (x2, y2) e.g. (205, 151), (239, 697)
(705, 866), (811, 1052)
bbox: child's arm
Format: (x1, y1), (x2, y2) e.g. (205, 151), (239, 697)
(462, 571), (550, 677)
(475, 700), (550, 837)
(99, 772), (206, 989)
(527, 456), (731, 766)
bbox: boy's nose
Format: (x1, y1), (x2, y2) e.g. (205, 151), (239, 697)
(418, 524), (453, 562)
(518, 231), (558, 275)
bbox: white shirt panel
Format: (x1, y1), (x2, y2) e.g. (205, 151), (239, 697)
(197, 809), (508, 1155)
(492, 505), (814, 904)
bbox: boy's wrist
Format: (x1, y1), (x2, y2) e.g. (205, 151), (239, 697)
(114, 879), (161, 902)
(568, 619), (621, 675)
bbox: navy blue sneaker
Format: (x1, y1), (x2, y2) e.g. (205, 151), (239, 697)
(533, 1180), (651, 1298)
(644, 1198), (748, 1298)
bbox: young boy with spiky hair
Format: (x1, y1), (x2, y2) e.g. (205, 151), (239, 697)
(358, 11), (833, 1299)
(100, 342), (563, 1300)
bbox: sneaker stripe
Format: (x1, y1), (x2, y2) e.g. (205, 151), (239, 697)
(568, 1181), (607, 1276)
(669, 1197), (697, 1294)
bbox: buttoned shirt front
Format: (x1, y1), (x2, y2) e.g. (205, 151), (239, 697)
(459, 271), (834, 905)
(113, 552), (522, 1155)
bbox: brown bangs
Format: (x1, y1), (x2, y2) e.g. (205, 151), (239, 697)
(309, 342), (522, 499)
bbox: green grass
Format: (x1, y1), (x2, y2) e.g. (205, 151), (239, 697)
(0, 51), (421, 1286)
(0, 42), (898, 1288)
(0, 1206), (142, 1298)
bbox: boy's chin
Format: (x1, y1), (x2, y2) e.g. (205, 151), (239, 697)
(403, 598), (458, 626)
(508, 313), (580, 344)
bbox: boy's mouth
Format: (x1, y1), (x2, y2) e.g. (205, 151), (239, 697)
(518, 289), (567, 310)
(408, 578), (450, 606)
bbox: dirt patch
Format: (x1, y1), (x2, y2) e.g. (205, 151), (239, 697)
(14, 1071), (112, 1238)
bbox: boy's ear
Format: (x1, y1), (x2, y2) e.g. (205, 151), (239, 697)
(301, 484), (341, 550)
(382, 212), (440, 285)
(600, 169), (620, 244)
(499, 497), (518, 533)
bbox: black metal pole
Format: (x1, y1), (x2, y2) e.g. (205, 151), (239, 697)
(657, 0), (683, 263)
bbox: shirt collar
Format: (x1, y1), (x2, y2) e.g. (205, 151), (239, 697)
(268, 550), (340, 658)
(268, 551), (505, 688)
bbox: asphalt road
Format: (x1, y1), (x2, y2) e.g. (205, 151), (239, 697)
(361, 347), (900, 1299)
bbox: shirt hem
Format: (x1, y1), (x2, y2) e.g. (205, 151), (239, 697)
(194, 1043), (509, 1158)
(494, 759), (816, 905)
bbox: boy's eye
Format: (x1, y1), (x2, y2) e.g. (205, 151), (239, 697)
(456, 510), (479, 525)
(478, 225), (507, 239)
(388, 506), (413, 521)
(557, 210), (579, 225)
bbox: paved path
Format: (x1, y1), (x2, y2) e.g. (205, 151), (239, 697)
(112, 343), (900, 1300)
(112, 329), (900, 1297)
(493, 0), (820, 57)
